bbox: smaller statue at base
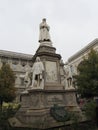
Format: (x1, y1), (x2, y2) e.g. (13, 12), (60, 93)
(31, 57), (44, 89)
(21, 57), (45, 93)
(64, 63), (75, 89)
(20, 68), (32, 93)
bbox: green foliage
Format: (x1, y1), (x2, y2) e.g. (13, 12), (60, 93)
(0, 103), (20, 129)
(75, 49), (98, 98)
(0, 63), (16, 107)
(68, 111), (97, 130)
(84, 100), (97, 120)
(69, 112), (81, 130)
(0, 103), (20, 120)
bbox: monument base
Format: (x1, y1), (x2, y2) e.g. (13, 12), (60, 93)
(9, 89), (85, 129)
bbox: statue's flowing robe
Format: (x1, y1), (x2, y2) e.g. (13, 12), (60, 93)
(32, 61), (44, 86)
(39, 22), (51, 42)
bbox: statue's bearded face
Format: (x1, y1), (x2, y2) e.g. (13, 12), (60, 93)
(42, 18), (46, 22)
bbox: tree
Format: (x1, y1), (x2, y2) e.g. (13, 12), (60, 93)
(75, 49), (98, 98)
(0, 63), (16, 108)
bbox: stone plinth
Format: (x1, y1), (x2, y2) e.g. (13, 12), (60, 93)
(39, 41), (53, 47)
(9, 89), (81, 129)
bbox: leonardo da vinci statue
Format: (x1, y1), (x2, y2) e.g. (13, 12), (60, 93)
(39, 18), (51, 43)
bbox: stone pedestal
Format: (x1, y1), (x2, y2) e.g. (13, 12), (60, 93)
(39, 41), (53, 47)
(9, 89), (81, 129)
(9, 44), (84, 129)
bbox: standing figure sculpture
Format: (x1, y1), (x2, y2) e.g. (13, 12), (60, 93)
(39, 18), (51, 43)
(24, 71), (31, 88)
(20, 68), (31, 93)
(65, 63), (73, 88)
(31, 57), (44, 89)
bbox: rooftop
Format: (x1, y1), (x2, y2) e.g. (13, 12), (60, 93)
(0, 50), (33, 60)
(68, 38), (98, 62)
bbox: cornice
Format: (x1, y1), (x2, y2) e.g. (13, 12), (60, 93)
(0, 50), (33, 61)
(68, 38), (98, 62)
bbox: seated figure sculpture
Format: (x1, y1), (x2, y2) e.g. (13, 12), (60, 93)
(31, 57), (44, 89)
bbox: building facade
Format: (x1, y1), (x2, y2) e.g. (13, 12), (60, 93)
(67, 38), (98, 75)
(0, 50), (33, 101)
(0, 38), (98, 99)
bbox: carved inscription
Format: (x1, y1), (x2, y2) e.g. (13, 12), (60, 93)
(46, 95), (64, 105)
(45, 61), (58, 83)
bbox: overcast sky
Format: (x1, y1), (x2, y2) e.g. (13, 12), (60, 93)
(0, 0), (98, 61)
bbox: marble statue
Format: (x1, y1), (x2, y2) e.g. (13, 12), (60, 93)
(20, 68), (31, 93)
(39, 18), (51, 43)
(31, 57), (44, 89)
(65, 63), (73, 88)
(71, 65), (77, 76)
(24, 71), (31, 88)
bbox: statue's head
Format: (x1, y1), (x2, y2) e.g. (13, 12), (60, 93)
(42, 18), (46, 22)
(36, 57), (41, 62)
